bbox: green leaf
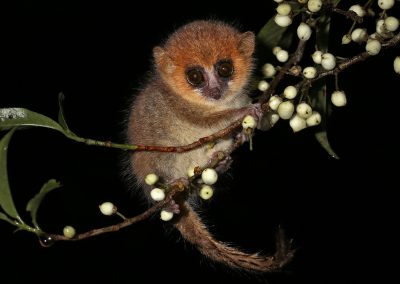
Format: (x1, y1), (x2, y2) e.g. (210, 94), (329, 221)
(0, 108), (64, 133)
(257, 17), (290, 51)
(310, 82), (337, 159)
(58, 92), (70, 131)
(316, 15), (331, 53)
(0, 212), (14, 225)
(311, 6), (339, 159)
(26, 179), (61, 229)
(0, 128), (21, 220)
(310, 79), (330, 118)
(315, 131), (339, 159)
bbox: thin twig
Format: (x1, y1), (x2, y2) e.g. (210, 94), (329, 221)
(332, 8), (363, 23)
(133, 120), (243, 153)
(51, 187), (180, 241)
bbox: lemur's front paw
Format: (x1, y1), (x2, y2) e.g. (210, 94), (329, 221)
(247, 102), (275, 131)
(164, 199), (180, 214)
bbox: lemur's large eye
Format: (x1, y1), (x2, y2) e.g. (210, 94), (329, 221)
(186, 68), (205, 86)
(217, 61), (234, 78)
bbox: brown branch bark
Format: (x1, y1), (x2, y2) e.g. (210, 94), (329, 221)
(50, 187), (180, 241)
(133, 119), (243, 153)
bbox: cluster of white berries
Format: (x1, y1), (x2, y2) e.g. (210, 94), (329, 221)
(342, 1), (398, 59)
(198, 168), (217, 200)
(263, 83), (322, 132)
(272, 46), (289, 63)
(144, 173), (174, 221)
(138, 167), (219, 221)
(274, 3), (293, 28)
(274, 0), (325, 28)
(266, 0), (393, 132)
(311, 50), (337, 71)
(375, 0), (398, 66)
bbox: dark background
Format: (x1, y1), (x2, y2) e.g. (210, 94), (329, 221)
(1, 1), (399, 283)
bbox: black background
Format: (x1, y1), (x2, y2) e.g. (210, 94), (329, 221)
(1, 1), (399, 283)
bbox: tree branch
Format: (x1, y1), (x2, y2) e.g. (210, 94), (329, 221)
(133, 119), (243, 153)
(50, 187), (181, 241)
(309, 31), (400, 83)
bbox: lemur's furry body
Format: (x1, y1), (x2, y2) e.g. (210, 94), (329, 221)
(127, 20), (293, 272)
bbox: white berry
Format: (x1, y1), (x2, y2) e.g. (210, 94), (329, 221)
(160, 210), (174, 221)
(370, 33), (378, 39)
(289, 114), (307, 132)
(376, 19), (386, 34)
(378, 0), (395, 10)
(311, 50), (323, 64)
(99, 202), (116, 216)
(242, 115), (257, 129)
(342, 34), (351, 45)
(394, 56), (400, 74)
(201, 168), (218, 185)
(199, 185), (214, 200)
(269, 113), (280, 126)
(277, 101), (295, 120)
(349, 5), (366, 17)
(268, 95), (283, 111)
(258, 80), (270, 91)
(63, 226), (76, 239)
(366, 39), (381, 55)
(145, 173), (159, 186)
(296, 103), (313, 119)
(303, 66), (317, 79)
(274, 0), (284, 3)
(306, 111), (322, 127)
(385, 16), (399, 32)
(331, 90), (347, 107)
(274, 14), (293, 27)
(276, 49), (289, 62)
(321, 53), (336, 71)
(262, 63), (276, 78)
(272, 46), (282, 56)
(297, 22), (312, 41)
(308, 0), (322, 12)
(150, 188), (165, 201)
(276, 3), (292, 16)
(284, 85), (298, 99)
(351, 28), (368, 43)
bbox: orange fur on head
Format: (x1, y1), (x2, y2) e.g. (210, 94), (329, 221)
(153, 20), (255, 107)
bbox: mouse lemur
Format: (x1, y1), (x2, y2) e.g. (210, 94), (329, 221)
(126, 20), (293, 272)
